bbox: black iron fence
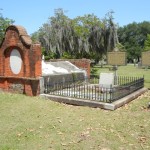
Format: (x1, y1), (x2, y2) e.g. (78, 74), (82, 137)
(43, 76), (144, 103)
(112, 76), (144, 100)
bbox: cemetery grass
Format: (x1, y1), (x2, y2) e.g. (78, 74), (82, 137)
(0, 92), (150, 150)
(91, 64), (150, 88)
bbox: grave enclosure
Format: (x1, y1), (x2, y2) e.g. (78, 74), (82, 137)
(41, 51), (145, 106)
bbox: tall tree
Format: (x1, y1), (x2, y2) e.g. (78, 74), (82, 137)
(73, 14), (103, 58)
(118, 21), (150, 62)
(32, 9), (119, 62)
(38, 8), (78, 58)
(103, 11), (119, 52)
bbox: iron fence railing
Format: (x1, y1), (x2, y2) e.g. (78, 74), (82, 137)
(111, 76), (144, 100)
(43, 76), (144, 103)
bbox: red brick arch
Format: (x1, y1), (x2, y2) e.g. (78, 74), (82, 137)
(0, 25), (42, 96)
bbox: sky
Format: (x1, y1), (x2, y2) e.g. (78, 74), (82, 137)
(1, 0), (150, 35)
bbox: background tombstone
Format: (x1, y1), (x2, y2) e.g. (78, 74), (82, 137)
(107, 52), (127, 66)
(107, 51), (126, 85)
(141, 51), (150, 67)
(0, 25), (42, 96)
(138, 58), (142, 68)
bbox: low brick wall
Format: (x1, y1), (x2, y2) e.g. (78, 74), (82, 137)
(0, 77), (40, 96)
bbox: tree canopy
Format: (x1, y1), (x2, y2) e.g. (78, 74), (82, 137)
(32, 9), (119, 61)
(118, 21), (150, 62)
(1, 8), (150, 63)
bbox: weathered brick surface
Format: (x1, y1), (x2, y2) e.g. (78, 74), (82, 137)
(0, 25), (42, 96)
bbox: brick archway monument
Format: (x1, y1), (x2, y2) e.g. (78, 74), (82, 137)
(0, 25), (42, 96)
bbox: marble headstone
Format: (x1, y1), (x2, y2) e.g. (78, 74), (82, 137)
(99, 73), (114, 88)
(10, 49), (22, 74)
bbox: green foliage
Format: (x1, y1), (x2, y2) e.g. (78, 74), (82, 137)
(90, 67), (98, 75)
(73, 14), (102, 38)
(42, 47), (59, 60)
(144, 34), (150, 51)
(118, 21), (150, 62)
(116, 43), (125, 51)
(62, 52), (72, 59)
(31, 9), (119, 63)
(0, 10), (14, 44)
(30, 31), (39, 43)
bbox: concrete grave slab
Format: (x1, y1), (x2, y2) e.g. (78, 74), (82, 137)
(42, 60), (87, 86)
(42, 60), (86, 76)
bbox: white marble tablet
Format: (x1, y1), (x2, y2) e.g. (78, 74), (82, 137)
(10, 49), (22, 74)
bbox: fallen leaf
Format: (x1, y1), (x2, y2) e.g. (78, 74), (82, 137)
(139, 136), (147, 143)
(17, 132), (24, 137)
(61, 143), (67, 146)
(29, 128), (35, 132)
(57, 131), (63, 135)
(58, 120), (62, 123)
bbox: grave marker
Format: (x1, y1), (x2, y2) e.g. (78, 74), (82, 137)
(99, 73), (114, 88)
(141, 51), (150, 66)
(107, 52), (127, 66)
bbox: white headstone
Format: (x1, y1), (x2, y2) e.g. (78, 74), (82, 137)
(99, 73), (114, 88)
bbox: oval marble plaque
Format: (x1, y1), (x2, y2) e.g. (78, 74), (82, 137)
(10, 49), (22, 74)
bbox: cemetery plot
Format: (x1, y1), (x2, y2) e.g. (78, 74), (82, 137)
(43, 75), (144, 103)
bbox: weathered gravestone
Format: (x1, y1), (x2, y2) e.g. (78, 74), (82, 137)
(141, 51), (150, 67)
(107, 52), (127, 66)
(99, 73), (114, 88)
(107, 51), (126, 85)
